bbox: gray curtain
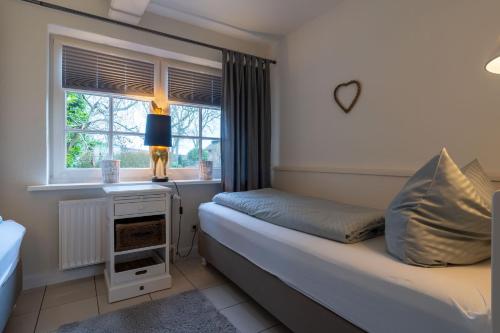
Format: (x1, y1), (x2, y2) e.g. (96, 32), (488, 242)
(222, 50), (271, 192)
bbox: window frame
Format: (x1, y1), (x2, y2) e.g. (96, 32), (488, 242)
(161, 59), (222, 179)
(50, 37), (222, 184)
(64, 90), (152, 168)
(169, 101), (221, 171)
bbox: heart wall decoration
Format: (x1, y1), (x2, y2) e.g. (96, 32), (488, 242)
(333, 80), (362, 113)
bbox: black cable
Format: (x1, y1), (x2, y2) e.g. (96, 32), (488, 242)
(182, 227), (198, 258)
(173, 181), (182, 255)
(173, 181), (197, 258)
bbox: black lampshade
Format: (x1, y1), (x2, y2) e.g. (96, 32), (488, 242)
(144, 114), (172, 147)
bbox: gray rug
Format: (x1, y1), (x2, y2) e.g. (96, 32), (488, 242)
(57, 290), (238, 333)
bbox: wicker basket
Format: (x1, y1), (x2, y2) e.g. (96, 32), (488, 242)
(115, 218), (166, 252)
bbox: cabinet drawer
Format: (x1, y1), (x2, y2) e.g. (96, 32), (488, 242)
(114, 194), (166, 202)
(114, 200), (165, 216)
(114, 252), (165, 284)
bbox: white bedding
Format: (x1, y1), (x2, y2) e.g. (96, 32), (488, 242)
(199, 202), (492, 333)
(0, 220), (25, 288)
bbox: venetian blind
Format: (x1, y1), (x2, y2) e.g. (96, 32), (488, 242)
(62, 45), (154, 96)
(168, 67), (221, 107)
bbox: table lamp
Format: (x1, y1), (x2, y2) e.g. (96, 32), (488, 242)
(144, 113), (172, 182)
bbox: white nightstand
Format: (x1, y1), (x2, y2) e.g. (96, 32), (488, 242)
(102, 184), (172, 302)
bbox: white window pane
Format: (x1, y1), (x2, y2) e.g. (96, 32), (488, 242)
(66, 92), (109, 131)
(66, 132), (108, 168)
(113, 135), (150, 168)
(202, 108), (221, 138)
(202, 139), (221, 179)
(113, 97), (149, 133)
(170, 137), (199, 168)
(170, 104), (199, 136)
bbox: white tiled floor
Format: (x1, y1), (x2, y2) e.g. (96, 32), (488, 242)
(4, 257), (292, 333)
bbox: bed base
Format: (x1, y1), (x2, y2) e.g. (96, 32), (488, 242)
(199, 231), (364, 333)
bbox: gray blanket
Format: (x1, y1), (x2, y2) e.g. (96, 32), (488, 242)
(213, 188), (385, 244)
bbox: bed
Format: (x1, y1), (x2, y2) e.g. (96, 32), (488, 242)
(0, 220), (25, 332)
(199, 202), (493, 333)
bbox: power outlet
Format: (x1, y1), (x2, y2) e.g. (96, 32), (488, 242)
(191, 225), (198, 232)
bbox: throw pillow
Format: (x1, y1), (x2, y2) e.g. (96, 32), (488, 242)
(385, 148), (491, 267)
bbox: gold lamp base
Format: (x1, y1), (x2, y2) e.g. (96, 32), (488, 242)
(150, 146), (169, 182)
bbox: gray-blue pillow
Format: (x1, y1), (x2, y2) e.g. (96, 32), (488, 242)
(462, 159), (495, 210)
(385, 148), (491, 267)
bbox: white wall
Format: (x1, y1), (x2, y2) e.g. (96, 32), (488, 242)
(273, 0), (500, 209)
(0, 0), (271, 288)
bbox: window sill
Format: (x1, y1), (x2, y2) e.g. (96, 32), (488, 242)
(27, 179), (222, 192)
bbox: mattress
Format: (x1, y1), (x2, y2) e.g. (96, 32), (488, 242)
(199, 202), (492, 333)
(0, 221), (26, 287)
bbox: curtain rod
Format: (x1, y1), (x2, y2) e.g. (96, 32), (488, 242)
(20, 0), (277, 64)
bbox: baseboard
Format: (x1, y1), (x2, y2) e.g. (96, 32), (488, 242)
(23, 264), (104, 290)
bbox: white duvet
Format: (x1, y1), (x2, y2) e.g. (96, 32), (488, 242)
(199, 202), (491, 333)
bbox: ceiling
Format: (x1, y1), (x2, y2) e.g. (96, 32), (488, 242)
(146, 0), (341, 38)
(106, 0), (341, 42)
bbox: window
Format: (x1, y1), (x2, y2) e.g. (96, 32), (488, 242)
(62, 46), (153, 169)
(169, 104), (221, 178)
(167, 67), (222, 178)
(51, 37), (221, 183)
(65, 91), (150, 169)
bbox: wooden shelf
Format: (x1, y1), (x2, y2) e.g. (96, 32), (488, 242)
(113, 244), (167, 256)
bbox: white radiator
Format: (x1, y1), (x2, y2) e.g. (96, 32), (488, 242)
(59, 198), (107, 270)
